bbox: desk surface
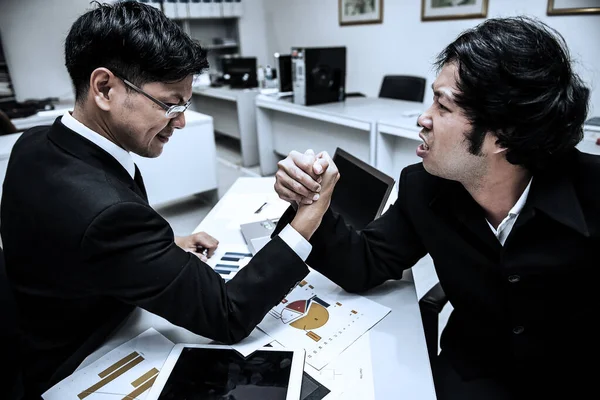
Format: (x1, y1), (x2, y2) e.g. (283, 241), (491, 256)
(11, 106), (72, 132)
(256, 94), (425, 125)
(192, 85), (260, 102)
(80, 177), (436, 399)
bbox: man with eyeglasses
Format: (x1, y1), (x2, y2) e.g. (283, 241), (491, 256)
(0, 3), (328, 398)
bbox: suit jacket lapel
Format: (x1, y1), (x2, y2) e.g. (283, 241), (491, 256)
(430, 180), (502, 259)
(47, 118), (146, 202)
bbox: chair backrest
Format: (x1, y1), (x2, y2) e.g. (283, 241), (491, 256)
(0, 110), (18, 136)
(0, 246), (24, 399)
(378, 75), (426, 102)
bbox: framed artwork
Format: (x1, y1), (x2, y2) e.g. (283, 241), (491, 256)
(339, 0), (383, 26)
(547, 0), (600, 15)
(421, 0), (488, 21)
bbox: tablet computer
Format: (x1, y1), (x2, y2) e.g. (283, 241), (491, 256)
(146, 344), (305, 400)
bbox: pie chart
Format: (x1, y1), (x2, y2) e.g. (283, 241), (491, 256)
(280, 296), (330, 330)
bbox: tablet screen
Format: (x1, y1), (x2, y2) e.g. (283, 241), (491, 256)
(155, 347), (296, 399)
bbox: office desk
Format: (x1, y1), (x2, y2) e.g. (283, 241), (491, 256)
(255, 95), (424, 176)
(11, 106), (72, 132)
(192, 86), (260, 167)
(80, 177), (437, 399)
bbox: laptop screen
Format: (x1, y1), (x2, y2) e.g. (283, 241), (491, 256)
(330, 148), (395, 231)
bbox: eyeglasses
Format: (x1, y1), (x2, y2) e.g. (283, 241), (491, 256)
(115, 74), (191, 119)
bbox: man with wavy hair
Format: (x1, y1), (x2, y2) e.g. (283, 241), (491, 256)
(273, 17), (594, 399)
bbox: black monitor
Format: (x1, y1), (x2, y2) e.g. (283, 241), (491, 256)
(330, 148), (395, 231)
(221, 56), (258, 88)
(274, 53), (292, 93)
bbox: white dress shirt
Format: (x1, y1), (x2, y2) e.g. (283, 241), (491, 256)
(61, 111), (136, 178)
(486, 178), (533, 246)
(61, 111), (312, 261)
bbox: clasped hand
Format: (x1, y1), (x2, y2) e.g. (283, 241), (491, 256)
(274, 149), (340, 240)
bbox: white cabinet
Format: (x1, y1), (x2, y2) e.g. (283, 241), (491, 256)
(154, 0), (244, 19)
(0, 111), (217, 209)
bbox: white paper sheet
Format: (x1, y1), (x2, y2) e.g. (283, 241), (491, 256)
(258, 271), (391, 370)
(229, 328), (274, 358)
(305, 332), (375, 400)
(42, 328), (174, 400)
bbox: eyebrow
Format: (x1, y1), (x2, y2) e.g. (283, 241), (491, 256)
(431, 84), (455, 104)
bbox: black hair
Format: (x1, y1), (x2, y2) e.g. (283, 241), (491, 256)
(65, 1), (209, 101)
(435, 16), (589, 171)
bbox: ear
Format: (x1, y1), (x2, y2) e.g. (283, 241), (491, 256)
(483, 132), (508, 155)
(89, 68), (118, 112)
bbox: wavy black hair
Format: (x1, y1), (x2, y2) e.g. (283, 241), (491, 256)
(435, 16), (589, 171)
(65, 1), (208, 101)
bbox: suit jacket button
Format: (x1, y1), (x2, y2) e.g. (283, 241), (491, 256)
(513, 325), (525, 335)
(508, 275), (521, 283)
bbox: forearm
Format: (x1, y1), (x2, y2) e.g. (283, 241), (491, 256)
(139, 237), (309, 344)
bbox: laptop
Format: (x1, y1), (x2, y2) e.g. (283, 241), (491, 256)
(240, 147), (395, 254)
(330, 147), (395, 230)
(240, 217), (280, 255)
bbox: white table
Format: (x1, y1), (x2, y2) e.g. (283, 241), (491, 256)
(192, 86), (260, 167)
(81, 177), (437, 399)
(255, 95), (424, 176)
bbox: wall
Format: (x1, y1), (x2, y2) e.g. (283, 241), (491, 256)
(0, 0), (95, 102)
(263, 0), (600, 115)
(0, 0), (271, 102)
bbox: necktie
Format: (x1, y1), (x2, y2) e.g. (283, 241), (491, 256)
(133, 164), (148, 202)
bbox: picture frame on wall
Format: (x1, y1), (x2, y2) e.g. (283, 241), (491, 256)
(547, 0), (600, 15)
(421, 0), (488, 21)
(339, 0), (383, 26)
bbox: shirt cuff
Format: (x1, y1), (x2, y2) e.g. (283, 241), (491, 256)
(278, 224), (312, 262)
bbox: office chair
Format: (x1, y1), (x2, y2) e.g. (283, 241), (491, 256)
(0, 109), (18, 136)
(0, 245), (24, 399)
(378, 75), (426, 102)
(419, 280), (448, 363)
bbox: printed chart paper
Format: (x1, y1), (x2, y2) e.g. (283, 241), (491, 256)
(258, 277), (390, 370)
(42, 328), (174, 400)
(206, 244), (253, 282)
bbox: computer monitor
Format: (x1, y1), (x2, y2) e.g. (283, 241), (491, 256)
(331, 148), (395, 231)
(221, 56), (258, 89)
(274, 53), (292, 93)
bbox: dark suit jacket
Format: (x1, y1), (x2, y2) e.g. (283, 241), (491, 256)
(0, 119), (308, 398)
(275, 150), (598, 393)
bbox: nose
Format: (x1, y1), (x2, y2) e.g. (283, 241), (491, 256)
(417, 109), (433, 130)
(171, 112), (186, 129)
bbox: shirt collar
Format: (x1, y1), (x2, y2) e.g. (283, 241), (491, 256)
(61, 111), (136, 178)
(507, 177), (533, 217)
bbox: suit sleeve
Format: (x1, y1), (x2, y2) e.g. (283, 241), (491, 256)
(274, 168), (427, 293)
(80, 201), (309, 344)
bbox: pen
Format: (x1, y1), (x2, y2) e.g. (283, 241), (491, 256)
(254, 201), (268, 214)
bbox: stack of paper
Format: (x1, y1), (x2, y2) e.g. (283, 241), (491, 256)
(43, 328), (174, 400)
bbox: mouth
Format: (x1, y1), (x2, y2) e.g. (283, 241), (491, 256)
(416, 132), (430, 158)
(419, 133), (430, 150)
(156, 132), (173, 143)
